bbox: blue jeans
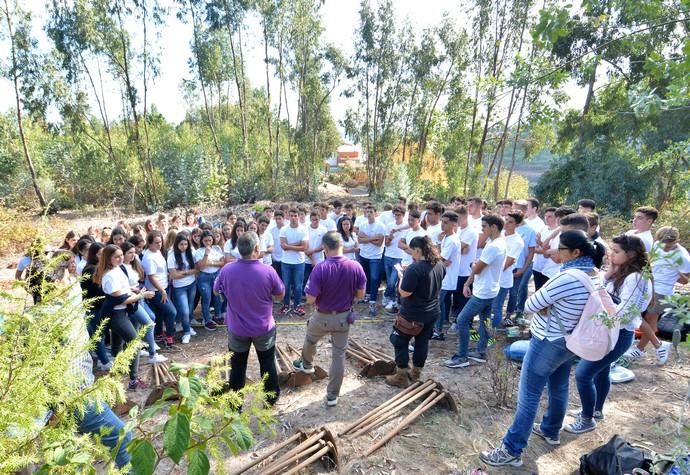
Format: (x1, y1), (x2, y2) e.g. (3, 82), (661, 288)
(358, 255), (382, 302)
(148, 289), (177, 337)
(129, 305), (156, 355)
(507, 265), (533, 314)
(575, 329), (634, 418)
(436, 288), (458, 332)
(172, 282), (197, 334)
(502, 337), (575, 456)
(491, 287), (511, 326)
(456, 296), (494, 356)
(77, 401), (132, 468)
(383, 256), (402, 300)
(197, 271), (222, 323)
(281, 262), (305, 306)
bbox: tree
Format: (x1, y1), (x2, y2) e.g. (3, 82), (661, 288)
(0, 0), (47, 208)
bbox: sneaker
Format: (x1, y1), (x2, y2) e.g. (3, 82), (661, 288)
(368, 302), (377, 317)
(279, 305), (291, 316)
(382, 296), (391, 307)
(569, 409), (604, 421)
(358, 296), (369, 304)
(447, 322), (458, 335)
(408, 343), (415, 352)
(213, 316), (225, 326)
(181, 333), (191, 344)
(96, 360), (113, 371)
(467, 351), (487, 363)
(479, 443), (522, 467)
(531, 423), (560, 446)
(149, 353), (168, 365)
(624, 347), (646, 362)
(154, 343), (161, 351)
(128, 379), (149, 391)
(656, 341), (671, 365)
(292, 358), (315, 374)
(444, 355), (470, 368)
(164, 336), (175, 346)
(430, 331), (445, 341)
(139, 349), (149, 357)
(188, 328), (197, 336)
(385, 303), (399, 314)
(326, 395), (338, 407)
(564, 415), (597, 434)
(176, 323), (183, 333)
(155, 333), (165, 343)
(293, 305), (306, 317)
(204, 321), (218, 331)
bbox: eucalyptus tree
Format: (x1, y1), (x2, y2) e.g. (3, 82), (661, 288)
(0, 0), (47, 208)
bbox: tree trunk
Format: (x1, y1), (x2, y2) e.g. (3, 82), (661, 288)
(3, 0), (46, 208)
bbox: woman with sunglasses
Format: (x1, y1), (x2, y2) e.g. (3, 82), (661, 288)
(481, 230), (600, 468)
(566, 234), (651, 434)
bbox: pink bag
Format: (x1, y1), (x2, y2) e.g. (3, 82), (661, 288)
(551, 269), (619, 362)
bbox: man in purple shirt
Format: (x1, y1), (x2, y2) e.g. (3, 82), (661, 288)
(293, 231), (367, 406)
(214, 231), (285, 405)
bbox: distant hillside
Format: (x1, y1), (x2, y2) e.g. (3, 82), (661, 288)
(507, 149), (553, 188)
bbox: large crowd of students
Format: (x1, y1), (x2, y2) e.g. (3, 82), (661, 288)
(14, 196), (690, 469)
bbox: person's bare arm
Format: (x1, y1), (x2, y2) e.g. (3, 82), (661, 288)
(503, 256), (516, 271)
(147, 274), (169, 304)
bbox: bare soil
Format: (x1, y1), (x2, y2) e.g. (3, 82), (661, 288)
(3, 200), (689, 474)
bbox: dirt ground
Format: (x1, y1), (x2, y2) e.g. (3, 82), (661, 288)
(2, 197), (689, 474)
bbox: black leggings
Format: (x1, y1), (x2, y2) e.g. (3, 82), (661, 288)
(110, 309), (140, 381)
(390, 320), (435, 369)
(229, 346), (280, 405)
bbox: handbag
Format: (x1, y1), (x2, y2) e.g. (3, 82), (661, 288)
(394, 314), (424, 336)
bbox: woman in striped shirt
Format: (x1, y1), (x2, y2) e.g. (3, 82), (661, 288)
(481, 230), (599, 468)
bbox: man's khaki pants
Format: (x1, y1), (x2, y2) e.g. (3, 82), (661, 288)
(301, 310), (350, 398)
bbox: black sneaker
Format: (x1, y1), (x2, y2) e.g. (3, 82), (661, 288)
(204, 321), (218, 331)
(430, 331), (445, 341)
(212, 317), (225, 326)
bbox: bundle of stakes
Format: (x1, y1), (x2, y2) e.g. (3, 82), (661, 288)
(345, 338), (396, 377)
(232, 427), (338, 475)
(338, 379), (458, 456)
(274, 343), (328, 388)
(144, 361), (178, 406)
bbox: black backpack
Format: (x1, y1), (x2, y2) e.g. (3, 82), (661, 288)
(579, 435), (649, 475)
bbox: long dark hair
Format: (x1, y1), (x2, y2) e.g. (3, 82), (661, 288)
(409, 236), (441, 265)
(337, 216), (353, 242)
(609, 234), (649, 293)
(173, 233), (194, 271)
(230, 220), (246, 249)
(121, 241), (145, 281)
(93, 244), (121, 285)
(559, 230), (597, 258)
(86, 242), (104, 266)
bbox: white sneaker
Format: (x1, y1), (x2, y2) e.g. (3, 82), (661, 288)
(149, 353), (168, 364)
(408, 343), (415, 352)
(624, 347), (645, 362)
(154, 343), (161, 351)
(139, 349), (149, 357)
(382, 296), (391, 307)
(448, 323), (458, 335)
(181, 333), (191, 344)
(656, 342), (671, 365)
(176, 323), (183, 333)
(189, 328), (197, 336)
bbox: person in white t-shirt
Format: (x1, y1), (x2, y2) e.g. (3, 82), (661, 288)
(167, 234), (198, 344)
(525, 198), (545, 233)
(625, 226), (690, 366)
(399, 210), (427, 268)
(257, 216), (274, 265)
(317, 203), (337, 231)
(280, 208), (309, 316)
(305, 211), (328, 286)
(539, 207), (577, 283)
(490, 212), (525, 327)
(357, 205), (387, 315)
(424, 201), (444, 245)
(450, 206), (479, 324)
(328, 200), (343, 222)
(379, 203), (395, 227)
(625, 206), (657, 252)
(269, 211), (286, 278)
(338, 216), (359, 260)
(194, 230), (225, 330)
(432, 211), (462, 339)
(224, 220), (247, 263)
(532, 206), (558, 290)
(467, 197), (484, 235)
(382, 206), (409, 311)
(141, 231), (177, 347)
(445, 214), (506, 368)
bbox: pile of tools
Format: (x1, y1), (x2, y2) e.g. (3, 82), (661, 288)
(274, 343), (328, 388)
(232, 427), (338, 475)
(338, 379), (457, 456)
(345, 338), (396, 377)
(145, 361), (178, 406)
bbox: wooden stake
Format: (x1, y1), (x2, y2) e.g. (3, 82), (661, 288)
(230, 431), (302, 475)
(282, 442), (333, 475)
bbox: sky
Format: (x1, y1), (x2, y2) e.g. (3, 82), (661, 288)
(0, 0), (584, 133)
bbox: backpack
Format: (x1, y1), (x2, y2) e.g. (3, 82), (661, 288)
(549, 268), (619, 362)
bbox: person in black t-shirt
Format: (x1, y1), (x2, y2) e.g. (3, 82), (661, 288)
(386, 236), (445, 388)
